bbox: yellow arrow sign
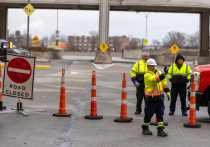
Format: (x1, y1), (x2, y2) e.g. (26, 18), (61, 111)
(99, 42), (109, 52)
(23, 3), (35, 16)
(170, 44), (179, 54)
(143, 39), (148, 45)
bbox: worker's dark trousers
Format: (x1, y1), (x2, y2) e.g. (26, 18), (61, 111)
(144, 100), (164, 123)
(170, 85), (187, 113)
(136, 85), (145, 112)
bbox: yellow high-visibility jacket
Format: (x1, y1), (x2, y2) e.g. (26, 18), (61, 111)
(144, 70), (170, 101)
(130, 59), (148, 84)
(167, 62), (191, 85)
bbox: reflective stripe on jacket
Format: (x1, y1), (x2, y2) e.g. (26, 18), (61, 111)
(130, 59), (148, 83)
(167, 62), (191, 85)
(144, 70), (169, 101)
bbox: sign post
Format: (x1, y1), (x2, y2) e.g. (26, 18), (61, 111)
(2, 53), (35, 116)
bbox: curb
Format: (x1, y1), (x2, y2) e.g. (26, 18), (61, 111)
(35, 65), (50, 69)
(0, 64), (50, 69)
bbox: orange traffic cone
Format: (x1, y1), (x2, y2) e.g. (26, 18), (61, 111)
(84, 71), (103, 119)
(150, 116), (168, 126)
(184, 76), (201, 128)
(0, 64), (6, 111)
(53, 68), (71, 117)
(114, 73), (133, 123)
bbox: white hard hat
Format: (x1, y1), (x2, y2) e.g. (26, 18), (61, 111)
(146, 58), (157, 65)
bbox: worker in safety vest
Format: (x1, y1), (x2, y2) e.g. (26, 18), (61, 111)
(167, 53), (192, 116)
(142, 58), (170, 137)
(130, 52), (149, 114)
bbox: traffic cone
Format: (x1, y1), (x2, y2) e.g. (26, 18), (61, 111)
(184, 76), (201, 128)
(150, 116), (168, 126)
(0, 64), (6, 111)
(53, 68), (71, 117)
(84, 71), (103, 119)
(194, 60), (198, 68)
(114, 73), (133, 123)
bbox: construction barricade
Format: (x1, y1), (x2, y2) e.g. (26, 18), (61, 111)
(84, 71), (103, 119)
(114, 73), (133, 123)
(184, 76), (201, 128)
(0, 64), (6, 111)
(53, 68), (71, 117)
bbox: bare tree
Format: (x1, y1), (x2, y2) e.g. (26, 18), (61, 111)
(49, 33), (56, 42)
(162, 31), (187, 49)
(59, 34), (68, 43)
(152, 39), (161, 49)
(89, 31), (98, 51)
(130, 38), (141, 49)
(187, 31), (199, 49)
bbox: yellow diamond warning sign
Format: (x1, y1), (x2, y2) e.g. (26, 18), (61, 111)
(23, 3), (35, 16)
(143, 39), (148, 45)
(170, 44), (179, 54)
(99, 43), (109, 52)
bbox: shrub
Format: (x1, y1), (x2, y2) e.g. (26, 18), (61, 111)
(19, 46), (48, 52)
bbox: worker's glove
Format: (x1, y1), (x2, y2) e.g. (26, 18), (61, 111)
(164, 66), (168, 76)
(166, 92), (170, 101)
(133, 80), (140, 87)
(186, 78), (190, 83)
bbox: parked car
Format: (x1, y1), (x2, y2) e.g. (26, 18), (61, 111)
(0, 39), (32, 56)
(187, 64), (210, 116)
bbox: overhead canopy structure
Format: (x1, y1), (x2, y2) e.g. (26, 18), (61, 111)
(0, 0), (210, 64)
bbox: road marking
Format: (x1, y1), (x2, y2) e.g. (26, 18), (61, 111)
(71, 72), (77, 74)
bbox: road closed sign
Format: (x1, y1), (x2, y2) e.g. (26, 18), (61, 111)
(2, 53), (35, 100)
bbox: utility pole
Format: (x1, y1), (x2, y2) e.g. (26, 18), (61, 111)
(143, 12), (150, 49)
(26, 0), (30, 50)
(56, 9), (59, 47)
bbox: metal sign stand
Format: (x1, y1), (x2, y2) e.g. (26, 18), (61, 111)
(11, 99), (28, 116)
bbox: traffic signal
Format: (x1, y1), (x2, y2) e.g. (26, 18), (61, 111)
(0, 42), (12, 62)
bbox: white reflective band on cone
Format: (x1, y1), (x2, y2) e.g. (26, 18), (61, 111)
(190, 104), (196, 109)
(92, 85), (96, 89)
(91, 97), (96, 101)
(61, 84), (65, 87)
(0, 89), (1, 92)
(191, 92), (195, 97)
(61, 76), (65, 82)
(122, 88), (126, 92)
(0, 77), (1, 81)
(121, 100), (127, 104)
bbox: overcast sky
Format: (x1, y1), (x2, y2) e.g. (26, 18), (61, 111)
(8, 8), (200, 45)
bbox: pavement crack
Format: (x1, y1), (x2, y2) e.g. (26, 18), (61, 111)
(50, 99), (82, 147)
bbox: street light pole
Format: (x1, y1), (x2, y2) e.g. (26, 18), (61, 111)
(143, 12), (150, 49)
(144, 12), (150, 40)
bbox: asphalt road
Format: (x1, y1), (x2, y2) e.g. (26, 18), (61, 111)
(0, 57), (209, 147)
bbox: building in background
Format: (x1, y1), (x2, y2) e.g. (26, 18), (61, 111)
(68, 35), (129, 52)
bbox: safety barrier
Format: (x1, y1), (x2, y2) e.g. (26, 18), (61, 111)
(53, 68), (71, 117)
(184, 76), (201, 128)
(0, 64), (6, 111)
(114, 73), (133, 123)
(84, 71), (103, 119)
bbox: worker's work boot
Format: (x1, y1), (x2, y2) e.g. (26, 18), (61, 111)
(157, 127), (168, 137)
(142, 125), (153, 135)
